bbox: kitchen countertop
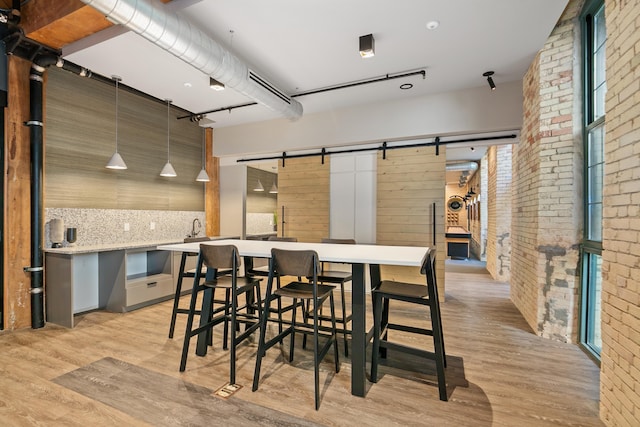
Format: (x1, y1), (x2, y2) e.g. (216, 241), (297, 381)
(44, 240), (185, 255)
(44, 236), (234, 255)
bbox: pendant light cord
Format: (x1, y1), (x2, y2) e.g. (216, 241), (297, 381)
(202, 128), (206, 168)
(166, 99), (171, 162)
(115, 77), (119, 152)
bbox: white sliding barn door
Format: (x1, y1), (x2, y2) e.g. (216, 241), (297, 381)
(330, 153), (376, 244)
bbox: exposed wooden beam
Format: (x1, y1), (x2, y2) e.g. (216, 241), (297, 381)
(20, 0), (172, 50)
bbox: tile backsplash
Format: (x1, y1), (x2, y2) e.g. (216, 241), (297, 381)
(246, 213), (276, 235)
(45, 208), (205, 248)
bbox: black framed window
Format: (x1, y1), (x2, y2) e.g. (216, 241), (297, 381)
(580, 0), (605, 360)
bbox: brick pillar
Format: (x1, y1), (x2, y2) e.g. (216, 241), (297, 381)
(511, 0), (584, 342)
(487, 145), (512, 281)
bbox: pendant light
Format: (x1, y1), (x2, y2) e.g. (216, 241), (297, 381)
(195, 127), (210, 182)
(160, 99), (177, 177)
(269, 182), (278, 194)
(106, 76), (127, 170)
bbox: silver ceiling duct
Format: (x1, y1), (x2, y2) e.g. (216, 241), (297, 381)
(446, 161), (478, 173)
(80, 0), (303, 121)
(446, 161), (479, 187)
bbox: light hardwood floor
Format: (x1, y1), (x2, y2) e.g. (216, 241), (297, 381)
(0, 263), (603, 426)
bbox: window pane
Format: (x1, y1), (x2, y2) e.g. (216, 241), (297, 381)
(594, 6), (606, 49)
(589, 165), (603, 203)
(588, 126), (604, 166)
(592, 4), (606, 121)
(594, 84), (606, 119)
(587, 124), (604, 242)
(588, 203), (602, 241)
(584, 253), (602, 354)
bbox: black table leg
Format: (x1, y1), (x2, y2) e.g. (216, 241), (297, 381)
(351, 263), (366, 397)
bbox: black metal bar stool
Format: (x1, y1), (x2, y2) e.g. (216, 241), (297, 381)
(168, 237), (233, 340)
(180, 244), (262, 384)
(168, 237), (211, 339)
(244, 236), (300, 336)
(252, 248), (340, 410)
(370, 247), (448, 401)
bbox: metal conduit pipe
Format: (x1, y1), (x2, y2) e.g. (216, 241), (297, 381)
(25, 55), (92, 328)
(81, 0), (303, 120)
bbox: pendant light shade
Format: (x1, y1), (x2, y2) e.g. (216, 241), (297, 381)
(269, 182), (278, 194)
(106, 151), (127, 170)
(160, 161), (177, 177)
(253, 179), (264, 192)
(160, 99), (177, 177)
(196, 168), (210, 182)
(106, 76), (127, 170)
(196, 127), (210, 182)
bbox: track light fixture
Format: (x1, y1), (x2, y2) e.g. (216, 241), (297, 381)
(359, 34), (375, 58)
(209, 77), (225, 91)
(483, 71), (496, 90)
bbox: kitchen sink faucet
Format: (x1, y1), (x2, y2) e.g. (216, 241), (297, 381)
(191, 218), (201, 237)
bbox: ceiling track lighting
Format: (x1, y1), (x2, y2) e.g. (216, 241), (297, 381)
(359, 34), (375, 58)
(196, 127), (210, 182)
(209, 76), (225, 91)
(179, 69), (426, 120)
(160, 99), (177, 177)
(106, 75), (128, 170)
(483, 71), (496, 90)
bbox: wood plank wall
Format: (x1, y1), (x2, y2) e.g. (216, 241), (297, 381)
(377, 146), (446, 298)
(44, 67), (204, 211)
(276, 157), (329, 242)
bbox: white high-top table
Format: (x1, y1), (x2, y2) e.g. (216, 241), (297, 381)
(158, 238), (428, 397)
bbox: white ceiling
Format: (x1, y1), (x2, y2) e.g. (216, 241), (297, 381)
(64, 0), (568, 163)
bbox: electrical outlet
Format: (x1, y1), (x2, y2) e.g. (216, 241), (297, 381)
(124, 223), (130, 232)
(150, 222), (156, 230)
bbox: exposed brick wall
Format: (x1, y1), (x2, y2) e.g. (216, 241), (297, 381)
(487, 145), (513, 281)
(600, 0), (640, 424)
(512, 1), (584, 342)
(468, 159), (483, 260)
(512, 50), (542, 330)
(487, 147), (498, 277)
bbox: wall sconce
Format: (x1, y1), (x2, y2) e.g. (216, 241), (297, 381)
(483, 71), (496, 90)
(359, 34), (375, 58)
(210, 77), (225, 91)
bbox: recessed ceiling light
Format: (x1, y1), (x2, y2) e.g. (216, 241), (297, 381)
(426, 20), (440, 30)
(400, 83), (413, 90)
(183, 82), (192, 88)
